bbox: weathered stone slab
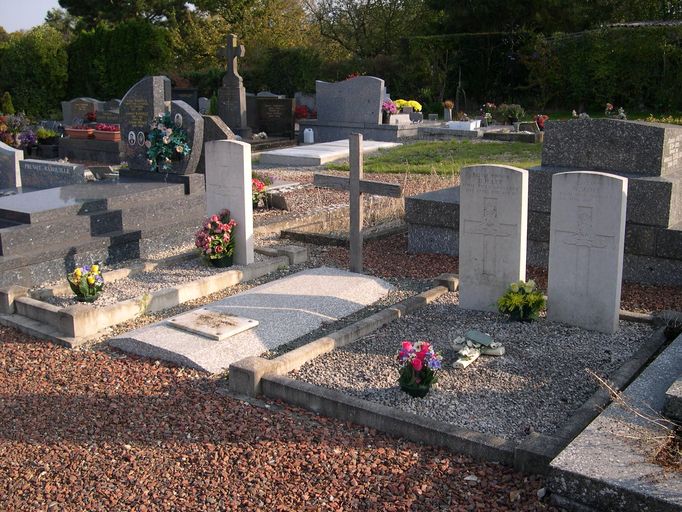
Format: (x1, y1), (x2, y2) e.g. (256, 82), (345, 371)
(542, 119), (682, 177)
(548, 172), (627, 333)
(663, 375), (682, 422)
(549, 334), (682, 511)
(458, 165), (528, 312)
(109, 267), (394, 373)
(316, 76), (384, 125)
(205, 139), (254, 265)
(19, 160), (94, 189)
(167, 307), (258, 340)
(0, 141), (22, 189)
(259, 139), (399, 166)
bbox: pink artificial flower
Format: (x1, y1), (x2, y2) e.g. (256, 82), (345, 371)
(402, 341), (412, 351)
(216, 245), (223, 253)
(412, 358), (423, 371)
(210, 215), (219, 222)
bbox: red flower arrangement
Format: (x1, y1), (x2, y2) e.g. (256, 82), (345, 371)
(534, 114), (549, 131)
(194, 209), (237, 261)
(294, 105), (310, 120)
(95, 123), (120, 132)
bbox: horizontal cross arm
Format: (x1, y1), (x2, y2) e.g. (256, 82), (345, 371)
(314, 173), (403, 198)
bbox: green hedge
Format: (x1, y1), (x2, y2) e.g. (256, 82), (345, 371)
(0, 26), (68, 117)
(67, 19), (172, 100)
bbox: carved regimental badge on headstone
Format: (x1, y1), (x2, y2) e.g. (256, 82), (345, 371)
(458, 165), (528, 312)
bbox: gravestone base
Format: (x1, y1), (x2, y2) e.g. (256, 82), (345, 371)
(59, 138), (121, 164)
(297, 119), (419, 143)
(117, 169), (204, 195)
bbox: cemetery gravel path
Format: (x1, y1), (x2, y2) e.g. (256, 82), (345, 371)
(0, 327), (553, 512)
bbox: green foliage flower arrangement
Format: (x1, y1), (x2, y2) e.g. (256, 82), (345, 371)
(396, 341), (443, 398)
(67, 264), (104, 302)
(146, 112), (191, 172)
(497, 279), (546, 322)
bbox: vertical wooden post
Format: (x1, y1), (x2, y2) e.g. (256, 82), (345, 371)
(349, 133), (363, 273)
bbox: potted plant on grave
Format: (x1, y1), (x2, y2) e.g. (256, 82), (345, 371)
(497, 103), (525, 125)
(36, 127), (59, 145)
(67, 264), (104, 302)
(18, 129), (37, 156)
(195, 209), (237, 268)
(252, 177), (266, 208)
(65, 124), (94, 139)
(481, 102), (497, 126)
(93, 123), (121, 142)
(396, 340), (443, 398)
(381, 99), (397, 124)
(534, 114), (549, 131)
(443, 99), (454, 122)
(497, 279), (546, 322)
(145, 112), (191, 172)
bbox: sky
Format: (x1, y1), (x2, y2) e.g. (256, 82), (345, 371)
(0, 0), (61, 32)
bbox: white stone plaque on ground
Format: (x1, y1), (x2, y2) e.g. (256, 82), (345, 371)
(110, 267), (394, 373)
(458, 165), (528, 312)
(167, 308), (258, 340)
(205, 139), (254, 265)
(547, 171), (627, 333)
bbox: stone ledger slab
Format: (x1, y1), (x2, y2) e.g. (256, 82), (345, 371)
(259, 140), (400, 166)
(167, 308), (258, 340)
(109, 267), (394, 373)
(549, 334), (682, 512)
(458, 165), (528, 312)
(547, 172), (627, 333)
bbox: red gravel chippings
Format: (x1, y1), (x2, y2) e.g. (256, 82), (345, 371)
(0, 329), (554, 511)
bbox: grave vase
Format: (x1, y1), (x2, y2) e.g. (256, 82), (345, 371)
(399, 383), (431, 398)
(209, 253), (234, 268)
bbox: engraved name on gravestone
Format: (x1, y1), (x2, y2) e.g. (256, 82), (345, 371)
(548, 171), (627, 333)
(316, 76), (384, 125)
(257, 98), (295, 138)
(19, 160), (93, 189)
(120, 76), (171, 171)
(459, 165), (528, 312)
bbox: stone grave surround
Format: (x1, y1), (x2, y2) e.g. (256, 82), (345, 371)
(548, 171), (627, 334)
(297, 76), (421, 143)
(0, 141), (23, 189)
(405, 118), (682, 286)
(458, 165), (528, 312)
(119, 75), (204, 175)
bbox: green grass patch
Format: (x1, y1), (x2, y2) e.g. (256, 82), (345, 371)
(327, 140), (542, 175)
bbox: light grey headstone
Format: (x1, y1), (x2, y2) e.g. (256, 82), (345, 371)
(204, 139), (254, 265)
(459, 165), (528, 312)
(198, 97), (210, 114)
(169, 100), (204, 174)
(316, 76), (384, 125)
(120, 75), (171, 171)
(61, 97), (105, 125)
(0, 141), (23, 189)
(548, 171), (627, 333)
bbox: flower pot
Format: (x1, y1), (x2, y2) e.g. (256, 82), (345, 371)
(93, 130), (121, 142)
(400, 383), (431, 398)
(65, 128), (94, 139)
(75, 293), (100, 303)
(209, 254), (234, 268)
(508, 307), (536, 322)
(443, 108), (453, 122)
(39, 136), (59, 145)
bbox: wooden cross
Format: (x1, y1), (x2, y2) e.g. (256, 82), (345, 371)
(313, 133), (402, 273)
(218, 34), (245, 81)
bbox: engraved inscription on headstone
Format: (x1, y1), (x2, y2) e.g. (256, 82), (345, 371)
(459, 165), (528, 312)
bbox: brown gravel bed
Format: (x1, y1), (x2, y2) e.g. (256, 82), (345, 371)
(322, 233), (682, 314)
(0, 327), (553, 511)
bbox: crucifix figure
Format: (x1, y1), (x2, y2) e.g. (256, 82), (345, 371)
(462, 197), (516, 278)
(557, 206), (614, 295)
(221, 34), (245, 85)
(313, 134), (402, 273)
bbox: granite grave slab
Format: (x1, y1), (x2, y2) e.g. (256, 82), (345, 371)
(109, 267), (394, 373)
(259, 139), (400, 166)
(19, 160), (94, 189)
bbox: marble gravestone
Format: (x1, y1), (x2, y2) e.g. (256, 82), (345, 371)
(217, 34), (251, 138)
(547, 171), (628, 333)
(204, 139), (254, 265)
(120, 76), (171, 172)
(316, 76), (384, 125)
(0, 141), (23, 189)
(458, 165), (528, 312)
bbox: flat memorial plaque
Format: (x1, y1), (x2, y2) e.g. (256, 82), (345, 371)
(167, 308), (258, 340)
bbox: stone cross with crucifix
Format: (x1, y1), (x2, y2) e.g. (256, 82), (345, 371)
(221, 34), (245, 85)
(313, 133), (402, 273)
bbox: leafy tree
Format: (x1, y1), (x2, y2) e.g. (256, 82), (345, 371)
(1, 92), (15, 114)
(44, 8), (80, 40)
(0, 26), (9, 44)
(0, 26), (68, 116)
(58, 0), (190, 28)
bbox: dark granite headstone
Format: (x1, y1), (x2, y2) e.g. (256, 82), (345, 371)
(197, 115), (235, 173)
(172, 88), (199, 111)
(19, 159), (93, 189)
(169, 100), (204, 175)
(119, 76), (171, 172)
(542, 119), (682, 177)
(257, 98), (295, 138)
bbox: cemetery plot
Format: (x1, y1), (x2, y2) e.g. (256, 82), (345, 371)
(290, 292), (654, 440)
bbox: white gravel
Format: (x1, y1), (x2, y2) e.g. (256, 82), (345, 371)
(291, 291), (654, 440)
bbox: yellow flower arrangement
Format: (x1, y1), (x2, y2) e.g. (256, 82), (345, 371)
(394, 99), (422, 112)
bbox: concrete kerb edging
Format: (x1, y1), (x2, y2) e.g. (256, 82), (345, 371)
(0, 253), (297, 347)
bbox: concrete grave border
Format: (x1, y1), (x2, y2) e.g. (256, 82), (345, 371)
(0, 246), (306, 348)
(230, 273), (671, 473)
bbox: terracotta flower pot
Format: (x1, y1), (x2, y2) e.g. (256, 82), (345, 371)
(93, 130), (121, 142)
(65, 128), (94, 139)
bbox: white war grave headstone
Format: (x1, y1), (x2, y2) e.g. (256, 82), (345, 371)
(204, 139), (254, 265)
(547, 171), (627, 333)
(458, 165), (528, 312)
(313, 133), (402, 273)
